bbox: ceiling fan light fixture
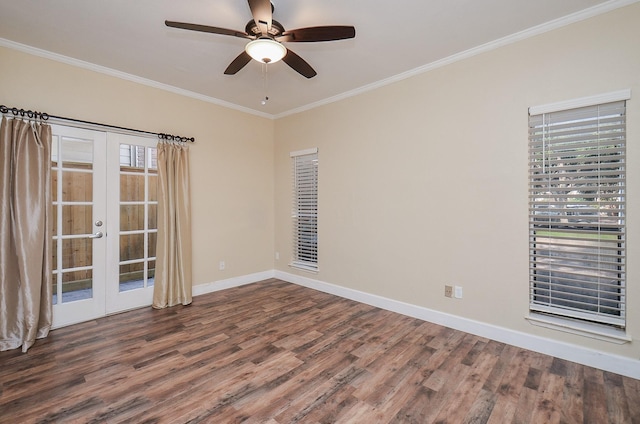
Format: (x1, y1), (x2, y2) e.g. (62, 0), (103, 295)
(245, 38), (287, 64)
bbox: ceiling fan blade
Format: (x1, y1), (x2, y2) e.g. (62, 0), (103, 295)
(282, 49), (317, 79)
(165, 20), (250, 39)
(248, 0), (272, 35)
(277, 26), (355, 43)
(224, 51), (252, 75)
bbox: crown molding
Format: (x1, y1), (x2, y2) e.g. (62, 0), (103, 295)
(0, 38), (274, 120)
(2, 0), (637, 120)
(274, 0), (640, 119)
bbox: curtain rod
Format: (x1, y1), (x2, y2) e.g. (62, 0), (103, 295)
(0, 104), (195, 143)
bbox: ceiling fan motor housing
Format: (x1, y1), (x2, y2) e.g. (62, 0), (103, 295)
(246, 19), (285, 38)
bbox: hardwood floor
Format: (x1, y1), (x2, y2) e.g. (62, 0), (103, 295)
(1, 278), (638, 423)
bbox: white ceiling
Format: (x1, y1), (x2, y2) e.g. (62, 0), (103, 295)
(0, 0), (632, 118)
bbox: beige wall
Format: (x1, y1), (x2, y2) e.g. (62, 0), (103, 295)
(1, 3), (638, 362)
(274, 3), (640, 360)
(0, 46), (275, 286)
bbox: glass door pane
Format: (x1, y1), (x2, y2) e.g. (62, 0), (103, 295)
(118, 144), (157, 292)
(105, 134), (157, 314)
(51, 125), (107, 328)
(53, 136), (95, 303)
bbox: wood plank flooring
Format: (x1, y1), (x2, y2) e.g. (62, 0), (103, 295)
(1, 278), (639, 423)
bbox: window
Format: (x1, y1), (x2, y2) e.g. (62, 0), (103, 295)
(528, 92), (628, 328)
(120, 144), (157, 168)
(290, 148), (318, 272)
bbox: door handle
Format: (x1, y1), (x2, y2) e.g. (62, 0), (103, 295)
(88, 231), (103, 239)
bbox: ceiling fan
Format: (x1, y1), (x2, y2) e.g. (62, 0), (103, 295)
(165, 0), (355, 78)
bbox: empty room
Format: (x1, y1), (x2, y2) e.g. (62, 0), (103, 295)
(1, 0), (639, 422)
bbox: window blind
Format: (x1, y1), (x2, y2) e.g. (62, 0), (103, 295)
(528, 100), (626, 327)
(291, 148), (318, 271)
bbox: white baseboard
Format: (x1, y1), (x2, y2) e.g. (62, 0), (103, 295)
(192, 270), (275, 297)
(275, 270), (640, 380)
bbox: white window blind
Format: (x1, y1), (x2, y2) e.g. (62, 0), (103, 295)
(291, 148), (318, 271)
(528, 100), (626, 328)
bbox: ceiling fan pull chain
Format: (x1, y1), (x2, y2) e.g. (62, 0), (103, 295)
(261, 62), (269, 105)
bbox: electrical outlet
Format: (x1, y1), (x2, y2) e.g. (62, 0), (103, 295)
(275, 252), (280, 260)
(445, 285), (453, 298)
(219, 261), (225, 270)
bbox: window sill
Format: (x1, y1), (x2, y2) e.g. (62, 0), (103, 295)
(289, 262), (318, 274)
(525, 313), (631, 344)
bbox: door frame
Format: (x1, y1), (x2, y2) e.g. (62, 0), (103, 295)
(51, 125), (157, 328)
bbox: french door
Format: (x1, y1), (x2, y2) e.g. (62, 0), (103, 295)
(51, 125), (158, 328)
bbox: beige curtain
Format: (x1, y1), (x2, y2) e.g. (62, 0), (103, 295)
(153, 141), (192, 308)
(0, 116), (52, 352)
